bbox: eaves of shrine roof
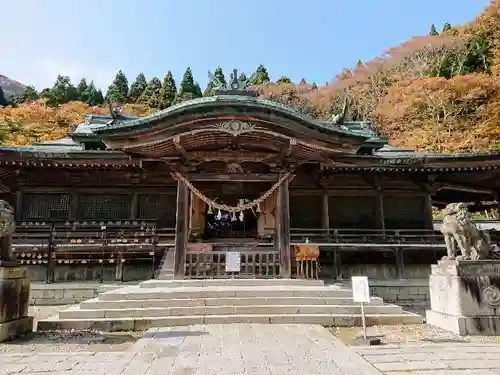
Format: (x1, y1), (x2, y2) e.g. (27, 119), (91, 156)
(374, 144), (500, 162)
(92, 95), (378, 142)
(0, 147), (132, 160)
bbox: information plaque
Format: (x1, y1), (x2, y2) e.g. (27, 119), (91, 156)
(225, 251), (241, 272)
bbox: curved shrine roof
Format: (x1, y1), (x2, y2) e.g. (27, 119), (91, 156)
(93, 95), (378, 141)
(1, 94), (500, 171)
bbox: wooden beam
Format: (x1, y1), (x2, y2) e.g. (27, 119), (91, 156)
(276, 175), (291, 278)
(433, 182), (493, 196)
(262, 139), (297, 165)
(187, 173), (278, 182)
(173, 135), (190, 164)
(173, 179), (189, 279)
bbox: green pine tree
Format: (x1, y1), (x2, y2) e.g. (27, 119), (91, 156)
(129, 73), (147, 103)
(159, 71), (177, 109)
(94, 89), (105, 105)
(204, 66), (227, 96)
(299, 78), (307, 85)
(429, 24), (439, 36)
(276, 76), (292, 84)
(193, 82), (202, 97)
(10, 86), (39, 104)
(238, 72), (248, 83)
(311, 82), (318, 90)
(0, 87), (8, 106)
(174, 67), (202, 103)
(43, 75), (79, 106)
(147, 92), (160, 109)
(84, 81), (104, 106)
(138, 77), (162, 107)
(442, 22), (452, 33)
(107, 70), (129, 103)
(250, 65), (270, 85)
(77, 78), (89, 102)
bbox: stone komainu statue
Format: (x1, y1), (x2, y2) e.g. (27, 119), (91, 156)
(0, 200), (16, 263)
(440, 202), (492, 261)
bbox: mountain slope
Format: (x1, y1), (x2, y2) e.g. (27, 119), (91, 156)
(0, 75), (27, 97)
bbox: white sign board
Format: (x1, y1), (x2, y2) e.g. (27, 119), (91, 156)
(225, 251), (241, 272)
(351, 276), (370, 303)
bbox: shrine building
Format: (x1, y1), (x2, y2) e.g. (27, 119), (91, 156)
(1, 74), (500, 282)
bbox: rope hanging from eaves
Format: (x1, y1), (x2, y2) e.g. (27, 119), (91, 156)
(171, 171), (294, 215)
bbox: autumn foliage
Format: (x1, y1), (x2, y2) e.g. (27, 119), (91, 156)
(1, 1), (500, 152)
(0, 101), (152, 146)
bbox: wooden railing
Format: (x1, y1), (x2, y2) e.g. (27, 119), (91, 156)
(185, 248), (280, 279)
(290, 228), (445, 248)
(289, 227), (449, 279)
(12, 221), (175, 283)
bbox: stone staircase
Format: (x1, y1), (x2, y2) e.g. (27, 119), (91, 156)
(154, 248), (175, 280)
(37, 279), (423, 331)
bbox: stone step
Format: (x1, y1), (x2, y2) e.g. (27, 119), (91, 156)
(59, 304), (404, 319)
(79, 296), (385, 310)
(38, 313), (424, 331)
(98, 285), (354, 301)
(139, 279), (324, 288)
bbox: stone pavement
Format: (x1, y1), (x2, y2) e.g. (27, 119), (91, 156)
(355, 343), (500, 375)
(0, 324), (380, 375)
(5, 324), (500, 375)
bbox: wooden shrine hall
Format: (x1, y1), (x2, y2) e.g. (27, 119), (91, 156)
(2, 72), (500, 282)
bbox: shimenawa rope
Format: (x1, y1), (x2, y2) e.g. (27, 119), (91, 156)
(171, 171), (294, 213)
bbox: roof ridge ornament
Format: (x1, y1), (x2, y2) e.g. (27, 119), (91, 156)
(331, 90), (350, 126)
(209, 68), (257, 97)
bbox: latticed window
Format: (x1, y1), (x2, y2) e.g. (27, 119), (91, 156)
(77, 194), (131, 220)
(290, 195), (322, 229)
(22, 193), (70, 220)
(138, 194), (176, 227)
(329, 196), (377, 229)
(383, 196), (426, 229)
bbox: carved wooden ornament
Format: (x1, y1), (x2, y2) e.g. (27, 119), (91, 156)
(216, 120), (255, 136)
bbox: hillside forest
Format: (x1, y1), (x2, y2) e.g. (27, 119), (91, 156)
(0, 2), (499, 151)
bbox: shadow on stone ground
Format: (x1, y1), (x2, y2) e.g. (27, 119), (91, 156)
(144, 330), (208, 339)
(0, 330), (143, 353)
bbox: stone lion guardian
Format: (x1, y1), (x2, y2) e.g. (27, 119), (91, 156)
(440, 202), (492, 261)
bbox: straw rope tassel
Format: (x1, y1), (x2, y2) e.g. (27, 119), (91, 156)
(172, 171), (294, 213)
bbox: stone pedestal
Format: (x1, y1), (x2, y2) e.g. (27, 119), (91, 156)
(0, 266), (33, 342)
(426, 260), (500, 336)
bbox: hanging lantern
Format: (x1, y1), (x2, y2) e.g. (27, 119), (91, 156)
(256, 203), (261, 213)
(239, 211), (244, 222)
(231, 212), (237, 221)
(216, 210), (222, 221)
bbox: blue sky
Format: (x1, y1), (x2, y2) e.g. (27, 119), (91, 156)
(1, 0), (491, 91)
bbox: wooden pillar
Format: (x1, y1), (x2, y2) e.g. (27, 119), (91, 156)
(276, 176), (291, 278)
(115, 251), (123, 282)
(68, 192), (78, 221)
(423, 186), (434, 230)
(322, 190), (329, 235)
(395, 249), (405, 279)
(15, 190), (23, 221)
(130, 191), (139, 220)
(373, 178), (385, 232)
(496, 192), (500, 219)
(173, 179), (189, 279)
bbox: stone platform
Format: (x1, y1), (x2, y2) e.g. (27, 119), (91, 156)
(0, 266), (33, 342)
(37, 278), (422, 331)
(426, 260), (500, 335)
